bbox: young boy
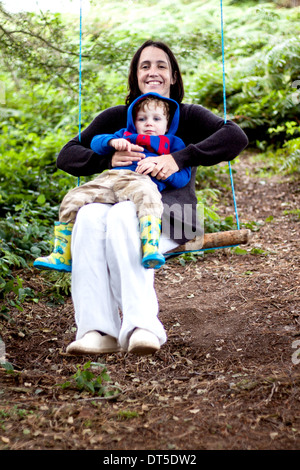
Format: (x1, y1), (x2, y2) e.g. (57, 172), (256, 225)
(33, 93), (191, 272)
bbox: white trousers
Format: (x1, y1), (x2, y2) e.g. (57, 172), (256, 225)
(71, 201), (178, 350)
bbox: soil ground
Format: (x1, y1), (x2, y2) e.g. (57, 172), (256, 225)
(0, 152), (299, 453)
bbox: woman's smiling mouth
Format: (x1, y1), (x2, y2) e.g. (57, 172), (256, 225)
(146, 80), (162, 85)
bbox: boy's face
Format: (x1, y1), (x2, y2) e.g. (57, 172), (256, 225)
(135, 102), (168, 136)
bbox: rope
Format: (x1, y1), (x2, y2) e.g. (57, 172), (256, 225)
(220, 0), (240, 230)
(165, 244), (241, 258)
(220, 0), (227, 125)
(77, 0), (83, 186)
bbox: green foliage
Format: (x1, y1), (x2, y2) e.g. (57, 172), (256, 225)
(269, 121), (300, 173)
(117, 410), (139, 420)
(283, 208), (300, 219)
(197, 187), (238, 233)
(252, 121), (300, 175)
(59, 361), (120, 397)
(43, 271), (72, 297)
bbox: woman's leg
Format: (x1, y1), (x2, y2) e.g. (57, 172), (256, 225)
(70, 203), (121, 341)
(68, 201), (179, 354)
(105, 201), (167, 350)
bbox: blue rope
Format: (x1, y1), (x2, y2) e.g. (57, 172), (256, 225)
(220, 0), (227, 126)
(220, 0), (240, 230)
(165, 244), (241, 258)
(228, 160), (240, 230)
(77, 0), (83, 186)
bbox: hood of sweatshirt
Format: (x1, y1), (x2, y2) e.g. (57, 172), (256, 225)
(126, 92), (180, 136)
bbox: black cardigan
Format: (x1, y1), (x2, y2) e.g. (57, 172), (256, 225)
(57, 103), (248, 244)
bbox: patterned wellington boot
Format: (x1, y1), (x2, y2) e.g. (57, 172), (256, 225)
(33, 221), (73, 272)
(140, 215), (165, 269)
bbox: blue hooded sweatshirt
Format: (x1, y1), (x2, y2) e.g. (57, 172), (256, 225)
(90, 93), (191, 192)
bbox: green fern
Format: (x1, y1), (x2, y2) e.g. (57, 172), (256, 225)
(280, 149), (300, 172)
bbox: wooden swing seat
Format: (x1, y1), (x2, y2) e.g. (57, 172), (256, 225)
(166, 228), (251, 255)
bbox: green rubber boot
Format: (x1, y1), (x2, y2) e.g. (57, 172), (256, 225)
(33, 221), (73, 272)
(140, 215), (165, 269)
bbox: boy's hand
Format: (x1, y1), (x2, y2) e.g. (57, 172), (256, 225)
(111, 144), (145, 167)
(135, 159), (157, 175)
(109, 138), (132, 152)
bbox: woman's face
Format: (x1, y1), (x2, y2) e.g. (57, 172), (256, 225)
(137, 46), (176, 98)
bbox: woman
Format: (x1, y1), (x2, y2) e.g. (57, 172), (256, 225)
(57, 40), (248, 356)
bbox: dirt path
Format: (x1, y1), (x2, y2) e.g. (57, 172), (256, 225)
(1, 152), (299, 451)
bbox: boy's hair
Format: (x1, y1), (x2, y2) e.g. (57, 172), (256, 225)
(134, 97), (170, 124)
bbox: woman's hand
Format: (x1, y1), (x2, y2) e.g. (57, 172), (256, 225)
(111, 144), (145, 167)
(137, 154), (179, 180)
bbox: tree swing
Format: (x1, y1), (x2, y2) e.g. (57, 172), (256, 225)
(76, 0), (250, 258)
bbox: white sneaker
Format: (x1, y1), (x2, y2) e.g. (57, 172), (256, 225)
(66, 330), (121, 355)
(128, 328), (160, 355)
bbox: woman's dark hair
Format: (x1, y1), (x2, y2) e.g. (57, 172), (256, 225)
(126, 40), (184, 105)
